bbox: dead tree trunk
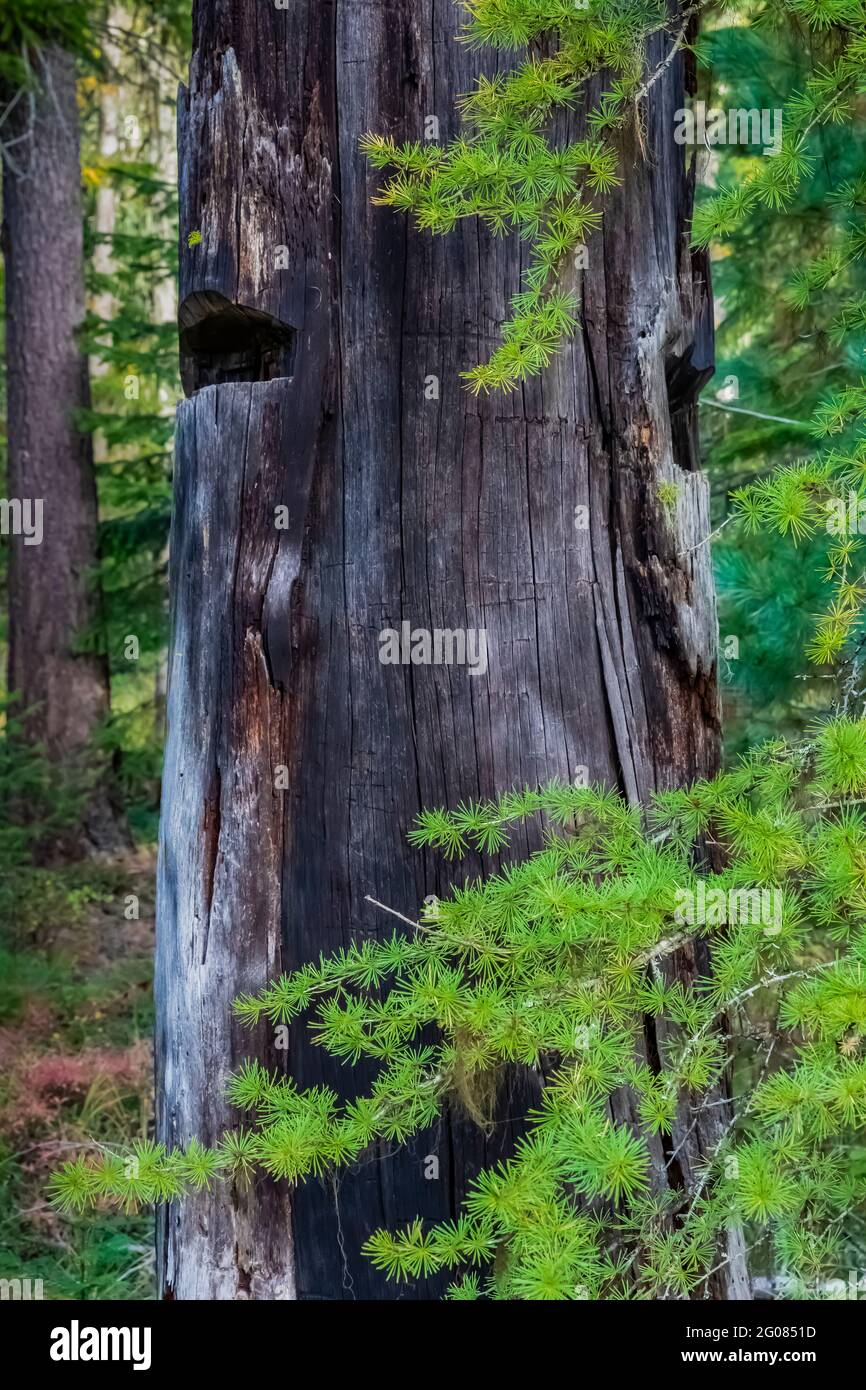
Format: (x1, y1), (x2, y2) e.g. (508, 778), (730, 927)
(156, 0), (749, 1299)
(2, 48), (123, 853)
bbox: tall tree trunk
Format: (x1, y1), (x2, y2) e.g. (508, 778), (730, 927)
(151, 47), (177, 753)
(2, 48), (123, 854)
(157, 0), (749, 1299)
(90, 16), (122, 369)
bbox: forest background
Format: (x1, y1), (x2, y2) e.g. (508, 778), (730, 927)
(0, 0), (860, 1298)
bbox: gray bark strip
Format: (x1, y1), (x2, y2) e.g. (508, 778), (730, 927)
(157, 2), (748, 1299)
(157, 384), (297, 1300)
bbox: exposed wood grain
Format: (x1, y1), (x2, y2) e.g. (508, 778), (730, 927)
(157, 1), (748, 1299)
(157, 383), (298, 1299)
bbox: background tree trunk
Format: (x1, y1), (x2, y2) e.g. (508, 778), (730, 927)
(2, 48), (123, 854)
(90, 16), (122, 368)
(157, 0), (749, 1299)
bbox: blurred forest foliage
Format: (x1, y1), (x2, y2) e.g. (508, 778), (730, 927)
(702, 13), (866, 750)
(0, 1), (861, 1297)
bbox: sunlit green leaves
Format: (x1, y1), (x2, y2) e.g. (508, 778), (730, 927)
(358, 1), (678, 389)
(729, 1142), (801, 1222)
(50, 719), (866, 1297)
(815, 716), (866, 793)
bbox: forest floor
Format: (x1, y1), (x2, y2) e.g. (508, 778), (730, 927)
(0, 847), (157, 1299)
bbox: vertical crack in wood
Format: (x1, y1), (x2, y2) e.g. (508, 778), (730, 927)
(201, 763), (221, 963)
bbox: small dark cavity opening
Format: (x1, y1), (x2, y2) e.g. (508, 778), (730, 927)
(665, 245), (715, 423)
(180, 293), (296, 396)
(664, 345), (714, 419)
(665, 346), (713, 475)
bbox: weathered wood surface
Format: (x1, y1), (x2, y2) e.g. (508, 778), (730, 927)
(2, 48), (120, 851)
(157, 0), (748, 1298)
(157, 384), (297, 1299)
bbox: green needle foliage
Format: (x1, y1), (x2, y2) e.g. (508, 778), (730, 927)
(362, 0), (696, 392)
(52, 720), (866, 1298)
(692, 0), (866, 670)
(693, 3), (866, 754)
(47, 0), (866, 1303)
(80, 156), (179, 827)
(0, 2), (95, 86)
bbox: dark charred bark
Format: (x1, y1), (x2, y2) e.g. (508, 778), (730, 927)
(156, 1), (749, 1299)
(2, 48), (125, 855)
